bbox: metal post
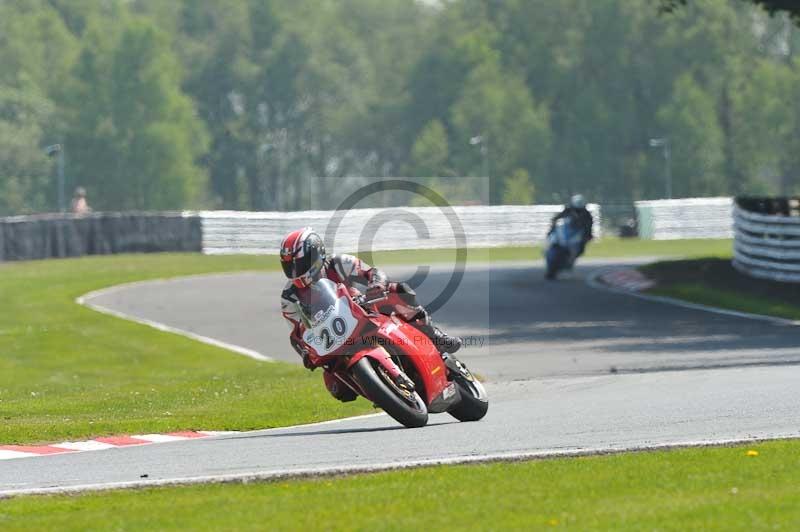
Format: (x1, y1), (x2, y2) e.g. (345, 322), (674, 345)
(649, 137), (672, 199)
(45, 144), (66, 212)
(482, 137), (489, 180)
(470, 135), (489, 178)
(664, 139), (672, 200)
(57, 148), (65, 212)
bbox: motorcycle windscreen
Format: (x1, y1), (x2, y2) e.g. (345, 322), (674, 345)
(297, 278), (359, 357)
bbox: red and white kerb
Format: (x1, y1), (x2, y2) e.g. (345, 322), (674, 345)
(0, 431), (239, 460)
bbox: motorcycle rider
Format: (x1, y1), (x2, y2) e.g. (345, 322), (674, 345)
(551, 194), (594, 258)
(279, 227), (463, 401)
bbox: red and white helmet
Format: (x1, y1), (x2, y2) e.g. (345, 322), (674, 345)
(279, 227), (326, 288)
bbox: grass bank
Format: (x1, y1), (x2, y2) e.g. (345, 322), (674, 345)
(642, 258), (800, 321)
(1, 439), (797, 530)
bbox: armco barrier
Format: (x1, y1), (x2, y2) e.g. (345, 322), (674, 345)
(0, 212), (201, 262)
(635, 197), (733, 240)
(200, 204), (602, 254)
(733, 197), (800, 283)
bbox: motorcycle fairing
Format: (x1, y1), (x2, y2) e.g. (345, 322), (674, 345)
(428, 381), (461, 414)
(301, 295), (360, 357)
(373, 314), (452, 407)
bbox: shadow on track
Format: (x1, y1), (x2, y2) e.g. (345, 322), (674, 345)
(420, 265), (800, 356)
(230, 420), (458, 440)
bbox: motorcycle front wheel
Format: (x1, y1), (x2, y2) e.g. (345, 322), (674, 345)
(545, 246), (567, 280)
(351, 357), (428, 428)
(448, 375), (489, 422)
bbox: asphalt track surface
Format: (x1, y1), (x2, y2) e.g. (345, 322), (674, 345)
(2, 259), (799, 495)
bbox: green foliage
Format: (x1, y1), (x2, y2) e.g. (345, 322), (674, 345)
(0, 86), (56, 215)
(732, 57), (800, 195)
(662, 0), (800, 22)
(2, 0), (800, 214)
(64, 19), (209, 210)
(502, 169), (535, 205)
(0, 0), (78, 92)
(656, 74), (725, 197)
(409, 120), (450, 177)
(450, 59), (550, 202)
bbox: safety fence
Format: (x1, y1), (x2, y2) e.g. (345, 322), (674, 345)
(0, 205), (601, 261)
(635, 197), (734, 240)
(199, 204), (602, 255)
(733, 197), (800, 283)
(0, 212), (201, 262)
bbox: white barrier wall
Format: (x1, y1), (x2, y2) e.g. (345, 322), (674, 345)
(635, 197), (733, 240)
(200, 204), (602, 254)
(733, 204), (800, 283)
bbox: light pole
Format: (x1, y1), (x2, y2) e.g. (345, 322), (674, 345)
(45, 144), (66, 212)
(470, 135), (489, 178)
(649, 137), (672, 199)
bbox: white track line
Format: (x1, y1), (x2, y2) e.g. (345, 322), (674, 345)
(2, 435), (796, 498)
(76, 275), (273, 362)
(586, 268), (800, 327)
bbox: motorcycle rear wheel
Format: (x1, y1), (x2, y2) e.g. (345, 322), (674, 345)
(352, 357), (428, 428)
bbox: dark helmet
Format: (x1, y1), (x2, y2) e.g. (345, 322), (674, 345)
(279, 227), (326, 288)
(569, 194), (586, 209)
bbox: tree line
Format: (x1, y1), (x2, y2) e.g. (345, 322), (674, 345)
(1, 0), (798, 215)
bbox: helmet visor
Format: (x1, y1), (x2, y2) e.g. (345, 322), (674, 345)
(282, 253), (318, 281)
(281, 258), (296, 279)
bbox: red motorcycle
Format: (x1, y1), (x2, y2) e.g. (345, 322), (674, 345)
(296, 278), (488, 428)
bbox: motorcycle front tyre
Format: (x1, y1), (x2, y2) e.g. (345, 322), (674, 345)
(351, 357), (428, 428)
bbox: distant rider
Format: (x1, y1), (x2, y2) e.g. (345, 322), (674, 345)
(551, 194), (594, 257)
(279, 228), (462, 401)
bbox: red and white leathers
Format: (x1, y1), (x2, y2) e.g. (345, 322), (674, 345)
(281, 254), (421, 349)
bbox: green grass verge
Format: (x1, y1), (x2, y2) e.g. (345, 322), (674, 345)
(584, 237), (732, 259)
(364, 238), (732, 264)
(650, 284), (800, 321)
(2, 439), (798, 530)
(642, 258), (800, 321)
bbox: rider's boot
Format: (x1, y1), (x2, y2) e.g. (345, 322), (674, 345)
(410, 309), (462, 356)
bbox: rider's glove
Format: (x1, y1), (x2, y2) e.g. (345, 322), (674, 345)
(302, 351), (316, 371)
(365, 282), (387, 302)
(291, 336), (316, 371)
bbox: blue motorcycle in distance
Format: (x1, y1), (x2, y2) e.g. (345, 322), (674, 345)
(545, 217), (585, 280)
